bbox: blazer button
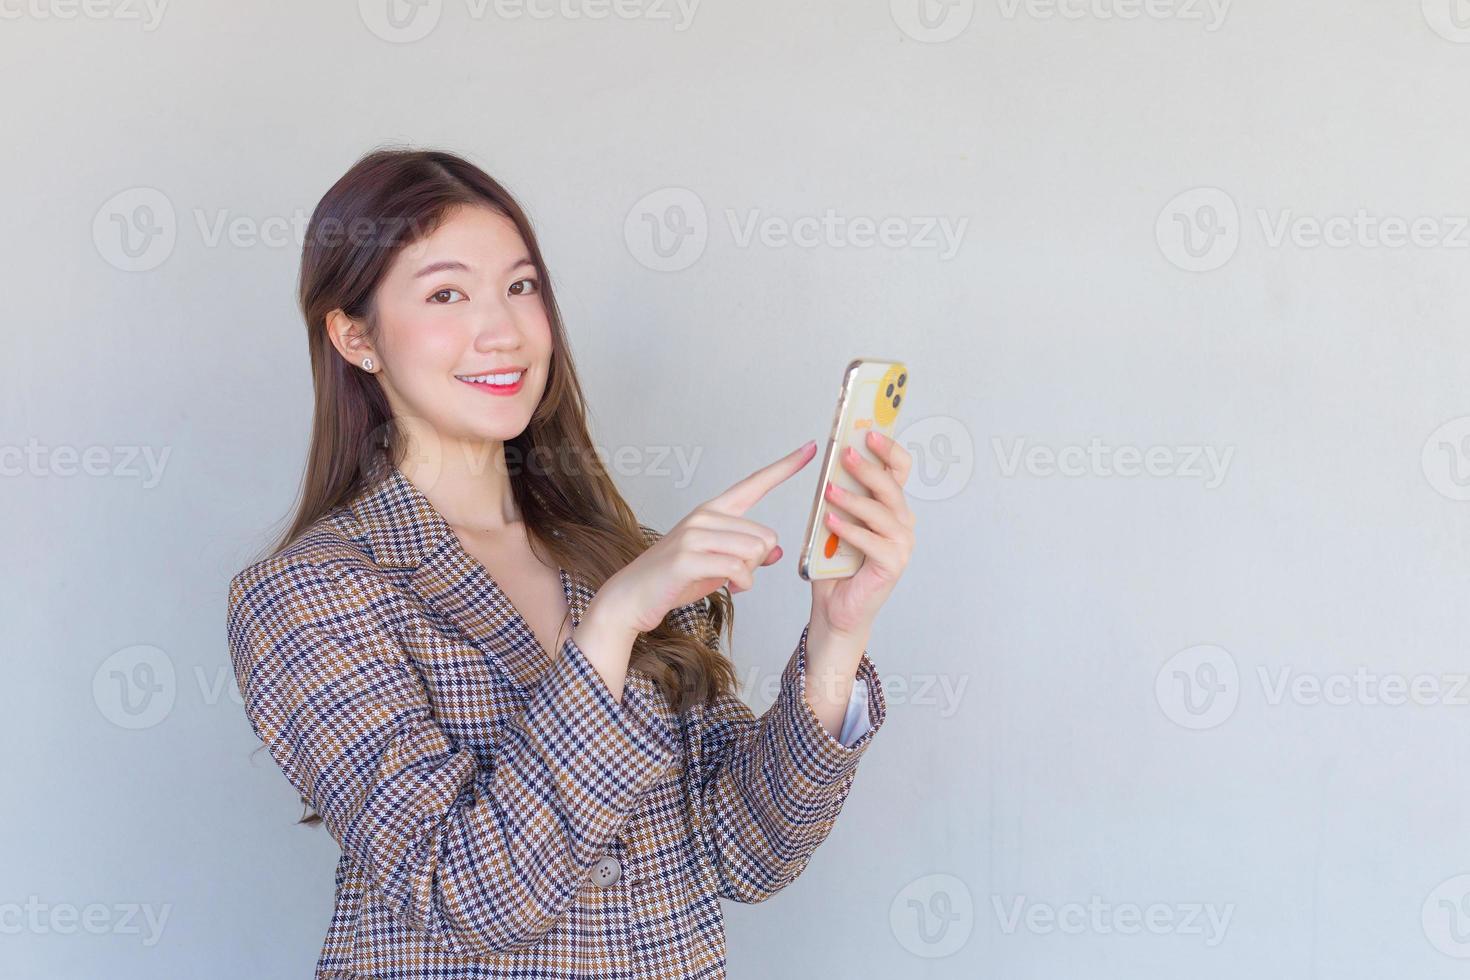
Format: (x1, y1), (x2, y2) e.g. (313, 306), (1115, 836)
(592, 855), (622, 888)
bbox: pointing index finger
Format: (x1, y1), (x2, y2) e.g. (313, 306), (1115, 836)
(707, 440), (818, 516)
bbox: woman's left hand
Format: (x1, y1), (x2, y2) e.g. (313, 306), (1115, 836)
(809, 429), (916, 639)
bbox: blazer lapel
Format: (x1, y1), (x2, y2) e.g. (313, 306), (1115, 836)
(349, 456), (598, 694)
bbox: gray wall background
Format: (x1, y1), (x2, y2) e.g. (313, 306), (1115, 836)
(5, 1), (1470, 976)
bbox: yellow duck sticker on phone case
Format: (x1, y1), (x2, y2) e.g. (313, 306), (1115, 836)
(873, 363), (907, 428)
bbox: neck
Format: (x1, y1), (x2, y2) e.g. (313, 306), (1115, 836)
(395, 434), (520, 532)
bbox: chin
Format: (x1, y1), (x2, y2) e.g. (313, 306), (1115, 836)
(474, 417), (532, 443)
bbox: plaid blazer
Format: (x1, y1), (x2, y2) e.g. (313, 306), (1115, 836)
(225, 459), (888, 978)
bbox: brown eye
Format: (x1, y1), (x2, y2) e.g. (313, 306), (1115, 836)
(429, 288), (465, 303)
(510, 277), (540, 296)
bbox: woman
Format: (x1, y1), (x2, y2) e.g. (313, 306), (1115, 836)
(225, 147), (917, 978)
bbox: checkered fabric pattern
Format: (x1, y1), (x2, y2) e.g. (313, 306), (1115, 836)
(225, 459), (888, 978)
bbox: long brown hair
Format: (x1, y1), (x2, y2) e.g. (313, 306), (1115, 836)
(253, 146), (737, 822)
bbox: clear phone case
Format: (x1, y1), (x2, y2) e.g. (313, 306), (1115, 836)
(799, 358), (909, 580)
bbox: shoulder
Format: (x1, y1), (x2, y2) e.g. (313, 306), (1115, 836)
(225, 544), (404, 704)
(227, 515), (385, 631)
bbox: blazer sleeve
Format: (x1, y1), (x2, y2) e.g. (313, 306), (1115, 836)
(670, 598), (888, 904)
(225, 555), (681, 957)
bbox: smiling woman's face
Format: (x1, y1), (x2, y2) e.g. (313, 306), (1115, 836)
(357, 203), (552, 453)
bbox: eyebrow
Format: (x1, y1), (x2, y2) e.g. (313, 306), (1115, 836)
(413, 256), (535, 279)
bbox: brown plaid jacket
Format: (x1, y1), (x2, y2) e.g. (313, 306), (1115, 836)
(225, 461), (888, 978)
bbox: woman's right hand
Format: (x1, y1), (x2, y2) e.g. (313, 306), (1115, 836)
(595, 440), (819, 635)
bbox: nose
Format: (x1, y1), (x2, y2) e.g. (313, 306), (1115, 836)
(472, 298), (522, 353)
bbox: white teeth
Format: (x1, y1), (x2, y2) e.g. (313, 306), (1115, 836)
(457, 370), (523, 385)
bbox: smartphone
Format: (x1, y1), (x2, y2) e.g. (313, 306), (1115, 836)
(798, 357), (910, 580)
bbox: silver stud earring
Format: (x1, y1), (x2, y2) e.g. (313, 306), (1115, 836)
(361, 357), (374, 371)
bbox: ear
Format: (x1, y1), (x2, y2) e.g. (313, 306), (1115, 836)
(325, 308), (375, 368)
